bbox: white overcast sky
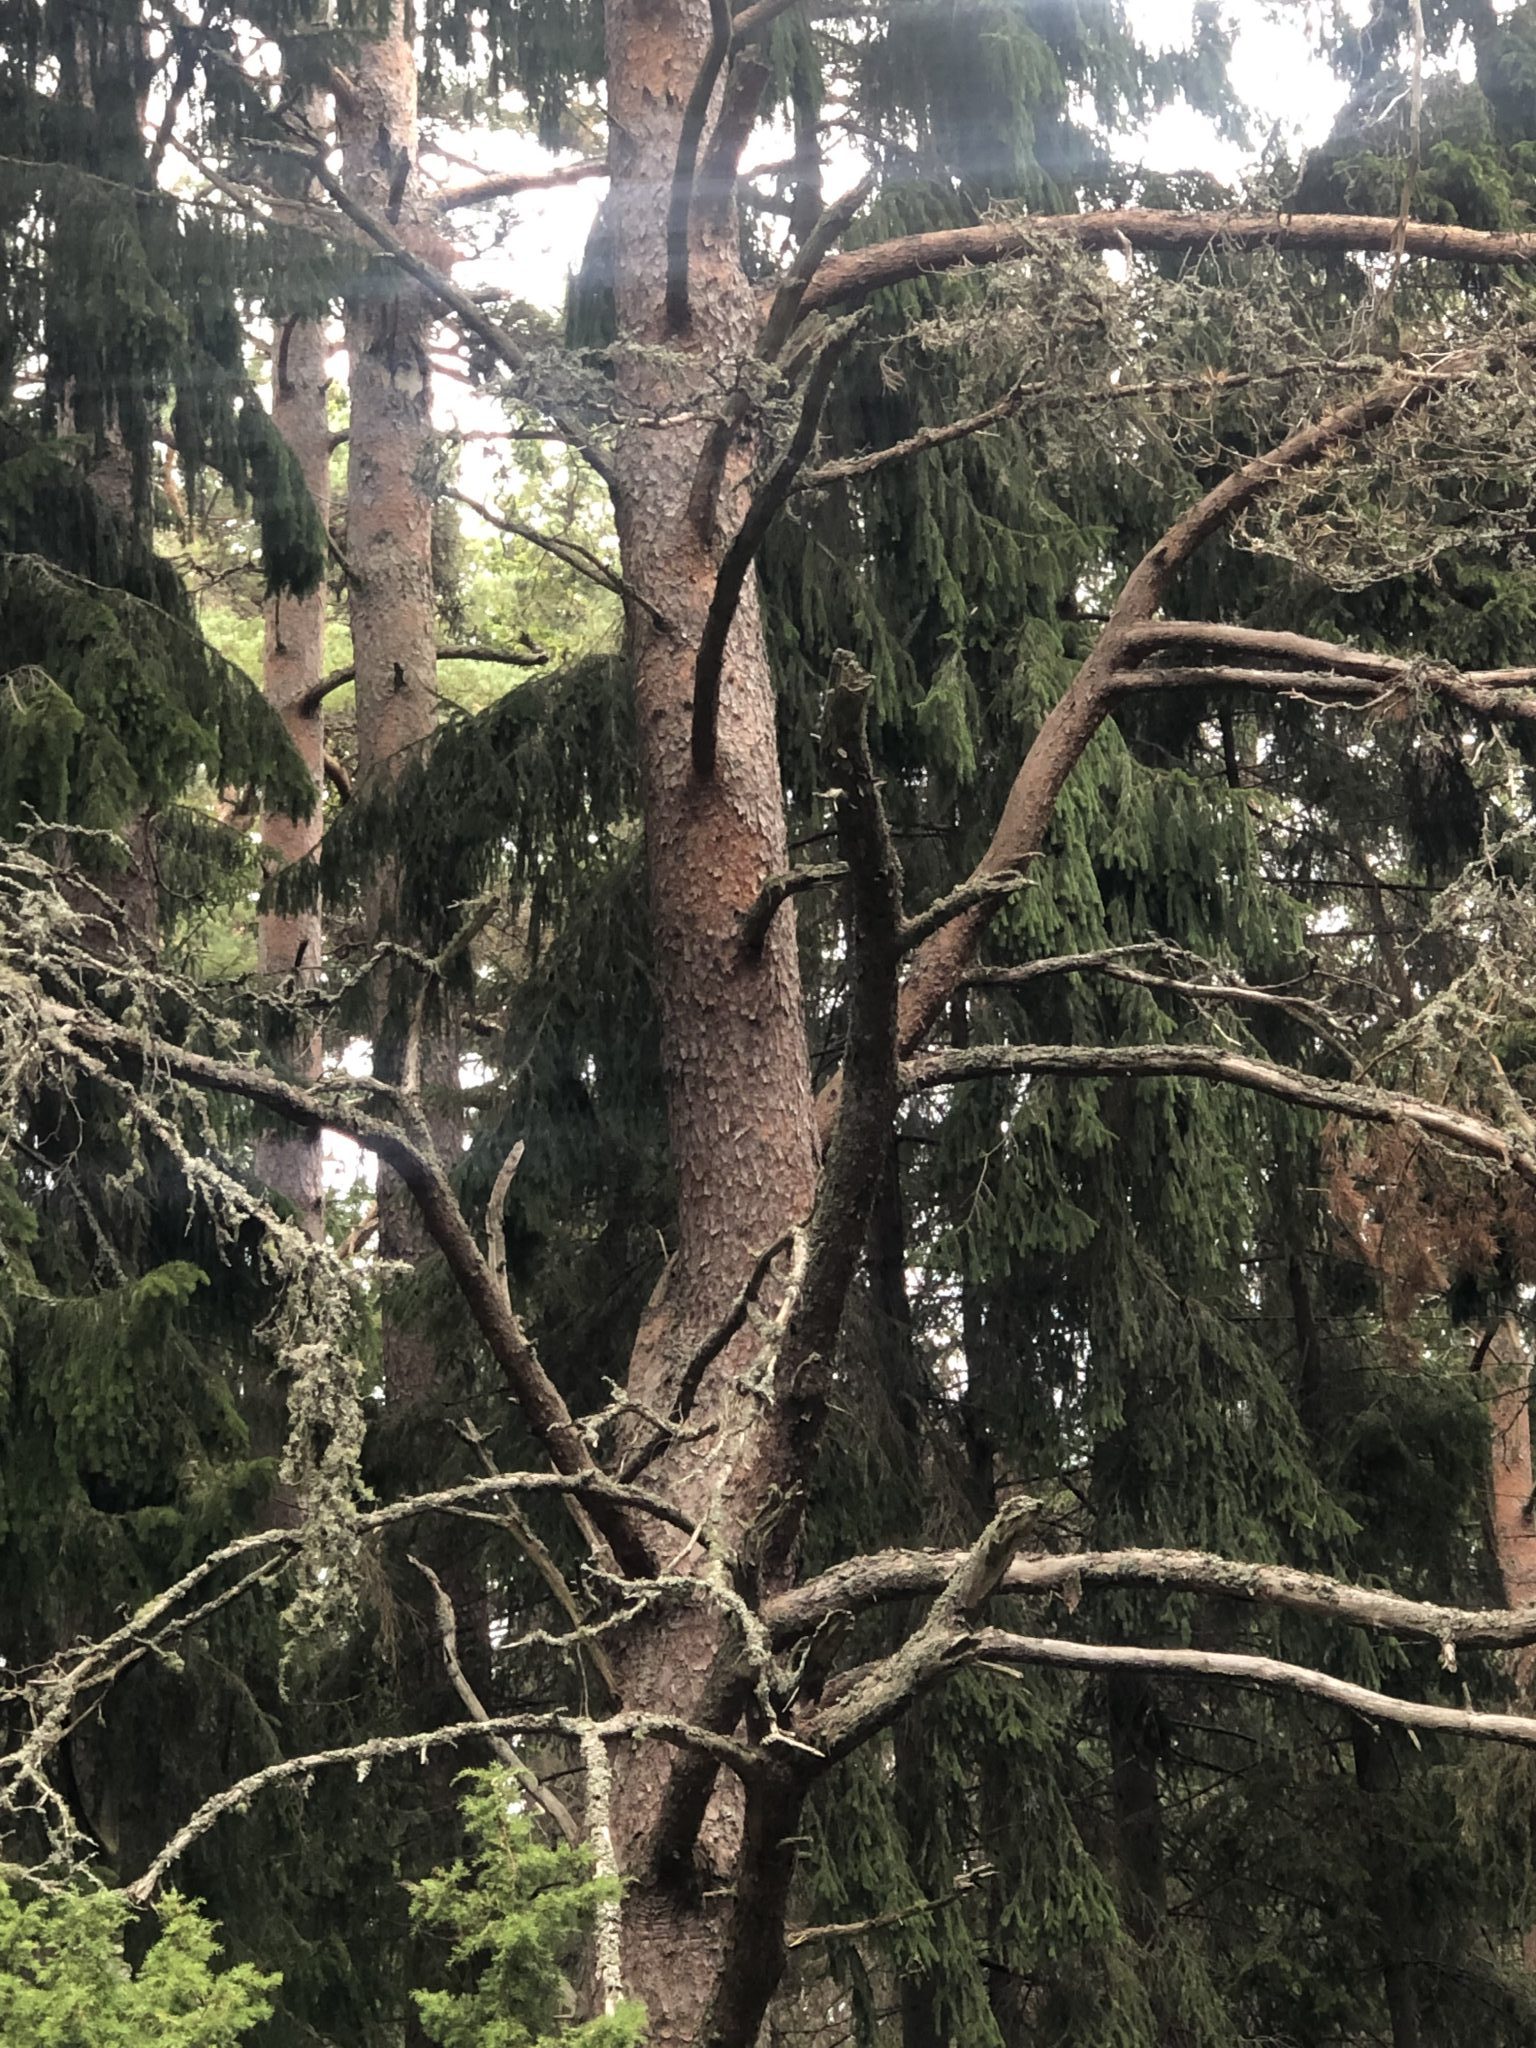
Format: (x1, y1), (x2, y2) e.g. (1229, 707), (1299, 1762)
(438, 0), (1367, 347)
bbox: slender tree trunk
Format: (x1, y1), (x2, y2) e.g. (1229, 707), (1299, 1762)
(336, 1), (457, 1411)
(252, 238), (331, 1523)
(256, 304), (329, 1244)
(600, 0), (819, 2033)
(334, 32), (488, 2023)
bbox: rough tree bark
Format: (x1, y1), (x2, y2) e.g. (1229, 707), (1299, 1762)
(1479, 1314), (1536, 1967)
(1483, 1317), (1536, 1624)
(599, 0), (819, 2032)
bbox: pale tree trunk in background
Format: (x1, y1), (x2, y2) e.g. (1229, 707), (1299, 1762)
(253, 267), (331, 1524)
(256, 304), (330, 1244)
(601, 0), (819, 2033)
(334, 2), (488, 1845)
(336, 2), (458, 1405)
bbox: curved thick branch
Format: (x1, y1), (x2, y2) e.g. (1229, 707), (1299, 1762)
(323, 750), (352, 803)
(799, 208), (1536, 319)
(766, 1542), (1536, 1650)
(971, 1629), (1536, 1752)
(729, 0), (806, 42)
(665, 0), (733, 332)
(738, 863), (847, 954)
(902, 1039), (1536, 1186)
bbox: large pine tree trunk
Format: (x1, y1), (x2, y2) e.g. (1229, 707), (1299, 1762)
(600, 0), (819, 2032)
(1478, 1315), (1536, 1970)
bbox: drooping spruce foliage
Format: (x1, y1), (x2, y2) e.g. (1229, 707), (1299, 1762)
(7, 0), (1536, 2043)
(752, 6), (1536, 2040)
(0, 0), (332, 885)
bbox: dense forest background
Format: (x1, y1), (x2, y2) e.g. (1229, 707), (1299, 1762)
(11, 0), (1536, 2043)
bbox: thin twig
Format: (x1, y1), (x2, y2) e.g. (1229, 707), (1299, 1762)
(440, 156), (608, 211)
(409, 1555), (582, 1846)
(447, 487), (670, 629)
(738, 863), (847, 953)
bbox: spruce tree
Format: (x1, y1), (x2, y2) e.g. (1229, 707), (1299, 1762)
(13, 3), (1536, 2046)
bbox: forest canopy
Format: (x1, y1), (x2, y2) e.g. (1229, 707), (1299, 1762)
(12, 2), (1536, 2045)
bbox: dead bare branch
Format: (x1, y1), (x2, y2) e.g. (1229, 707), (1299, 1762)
(665, 0), (734, 333)
(410, 1554), (582, 1846)
(692, 319), (861, 777)
(439, 156), (608, 212)
(799, 209), (1536, 321)
(125, 1708), (764, 1904)
(902, 1040), (1536, 1187)
(765, 1542), (1536, 1651)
